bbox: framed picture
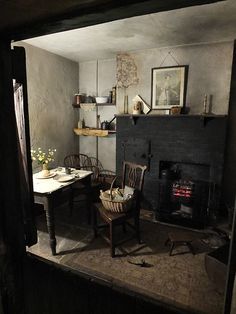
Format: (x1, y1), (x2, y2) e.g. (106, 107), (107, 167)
(151, 65), (188, 110)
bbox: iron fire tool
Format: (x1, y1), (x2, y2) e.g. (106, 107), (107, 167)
(127, 259), (153, 267)
(101, 115), (116, 130)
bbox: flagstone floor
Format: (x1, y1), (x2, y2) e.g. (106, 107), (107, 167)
(28, 205), (225, 314)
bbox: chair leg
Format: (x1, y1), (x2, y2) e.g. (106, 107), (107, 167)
(69, 187), (74, 216)
(165, 238), (170, 246)
(134, 215), (141, 244)
(109, 222), (115, 257)
(169, 242), (175, 256)
(186, 242), (195, 255)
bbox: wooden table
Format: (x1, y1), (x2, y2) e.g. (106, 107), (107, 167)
(33, 168), (92, 255)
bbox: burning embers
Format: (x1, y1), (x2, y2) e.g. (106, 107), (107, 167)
(157, 161), (211, 228)
(172, 180), (194, 199)
(171, 180), (195, 219)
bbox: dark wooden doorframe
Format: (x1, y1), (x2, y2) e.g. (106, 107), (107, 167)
(0, 40), (27, 314)
(222, 40), (236, 314)
(224, 204), (236, 314)
(12, 46), (37, 248)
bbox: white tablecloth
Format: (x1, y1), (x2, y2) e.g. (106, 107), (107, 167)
(33, 168), (92, 194)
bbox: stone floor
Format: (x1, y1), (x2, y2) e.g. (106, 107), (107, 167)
(28, 204), (225, 314)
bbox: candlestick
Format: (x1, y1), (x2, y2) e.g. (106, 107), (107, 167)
(203, 94), (208, 114)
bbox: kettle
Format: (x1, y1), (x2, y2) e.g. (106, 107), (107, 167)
(101, 120), (110, 130)
(101, 116), (116, 130)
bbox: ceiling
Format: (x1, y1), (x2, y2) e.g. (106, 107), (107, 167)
(23, 0), (236, 62)
(2, 0), (222, 39)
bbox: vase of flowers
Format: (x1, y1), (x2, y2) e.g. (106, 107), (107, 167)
(116, 53), (139, 114)
(41, 162), (50, 177)
(31, 148), (56, 177)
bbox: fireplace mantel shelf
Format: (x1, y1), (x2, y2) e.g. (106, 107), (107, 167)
(115, 114), (227, 125)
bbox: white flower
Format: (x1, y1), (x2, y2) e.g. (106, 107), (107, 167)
(31, 147), (56, 165)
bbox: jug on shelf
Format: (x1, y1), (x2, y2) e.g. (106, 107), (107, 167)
(101, 116), (116, 130)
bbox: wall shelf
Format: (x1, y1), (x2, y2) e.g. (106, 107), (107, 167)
(96, 103), (116, 106)
(115, 114), (227, 118)
(72, 102), (115, 108)
(74, 128), (116, 137)
(115, 113), (228, 126)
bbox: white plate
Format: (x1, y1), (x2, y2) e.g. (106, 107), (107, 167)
(57, 175), (75, 182)
(35, 172), (56, 179)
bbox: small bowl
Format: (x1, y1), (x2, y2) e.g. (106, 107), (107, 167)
(95, 96), (109, 104)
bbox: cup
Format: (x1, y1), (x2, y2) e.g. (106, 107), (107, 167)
(65, 167), (71, 174)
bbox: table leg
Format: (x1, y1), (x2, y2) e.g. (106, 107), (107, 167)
(44, 196), (57, 255)
(69, 186), (74, 216)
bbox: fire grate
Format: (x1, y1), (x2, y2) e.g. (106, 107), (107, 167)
(156, 161), (212, 228)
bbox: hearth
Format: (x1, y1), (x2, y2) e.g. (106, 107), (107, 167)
(116, 115), (227, 222)
(156, 161), (213, 228)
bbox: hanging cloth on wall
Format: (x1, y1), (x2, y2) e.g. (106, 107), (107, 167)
(80, 103), (96, 111)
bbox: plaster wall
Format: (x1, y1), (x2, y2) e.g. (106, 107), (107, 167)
(78, 59), (117, 172)
(79, 41), (233, 172)
(116, 41), (233, 115)
(14, 42), (79, 171)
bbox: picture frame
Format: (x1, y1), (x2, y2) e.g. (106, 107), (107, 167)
(151, 65), (188, 110)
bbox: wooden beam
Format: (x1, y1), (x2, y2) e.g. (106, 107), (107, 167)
(2, 0), (225, 41)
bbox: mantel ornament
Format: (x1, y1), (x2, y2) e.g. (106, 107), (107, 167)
(116, 53), (139, 114)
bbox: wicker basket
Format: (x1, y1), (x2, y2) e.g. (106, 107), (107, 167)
(99, 177), (134, 213)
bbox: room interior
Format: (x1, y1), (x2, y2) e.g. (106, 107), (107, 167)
(4, 0), (236, 314)
(16, 1), (236, 174)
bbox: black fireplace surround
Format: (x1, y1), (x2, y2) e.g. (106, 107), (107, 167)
(116, 115), (227, 228)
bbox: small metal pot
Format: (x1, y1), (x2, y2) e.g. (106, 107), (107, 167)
(101, 121), (110, 130)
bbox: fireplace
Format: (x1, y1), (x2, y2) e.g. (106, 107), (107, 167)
(116, 115), (227, 227)
(156, 161), (212, 228)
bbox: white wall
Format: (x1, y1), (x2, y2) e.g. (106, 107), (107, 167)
(79, 41), (233, 172)
(16, 40), (233, 172)
(78, 59), (117, 172)
(116, 41), (233, 115)
(14, 42), (79, 171)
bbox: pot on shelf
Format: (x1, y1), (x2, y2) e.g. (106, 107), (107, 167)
(101, 116), (116, 130)
(95, 96), (109, 104)
(101, 120), (110, 130)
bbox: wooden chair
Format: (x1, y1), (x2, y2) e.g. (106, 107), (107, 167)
(86, 156), (103, 170)
(85, 157), (116, 191)
(64, 153), (89, 169)
(63, 154), (92, 218)
(82, 163), (101, 200)
(98, 169), (116, 190)
(93, 161), (147, 257)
